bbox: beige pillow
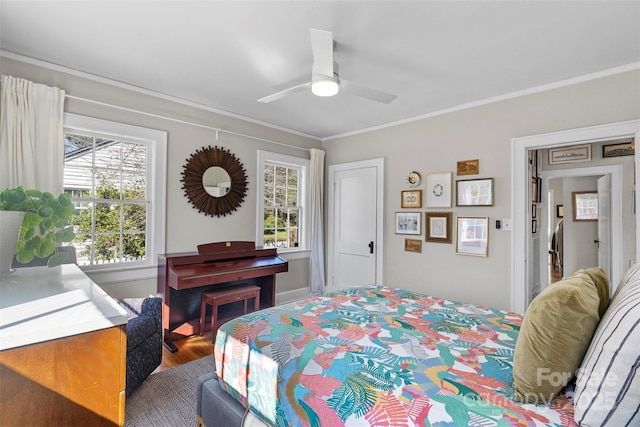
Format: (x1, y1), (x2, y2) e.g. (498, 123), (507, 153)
(573, 267), (610, 317)
(512, 268), (604, 403)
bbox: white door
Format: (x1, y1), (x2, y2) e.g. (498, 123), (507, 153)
(328, 159), (383, 292)
(597, 174), (612, 282)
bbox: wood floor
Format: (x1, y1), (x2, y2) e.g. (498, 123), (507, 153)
(549, 254), (561, 284)
(155, 332), (215, 372)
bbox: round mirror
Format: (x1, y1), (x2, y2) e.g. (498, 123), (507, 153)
(202, 166), (231, 197)
(181, 146), (248, 217)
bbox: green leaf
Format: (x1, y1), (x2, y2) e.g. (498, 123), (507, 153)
(47, 251), (69, 267)
(22, 212), (40, 228)
(24, 227), (35, 241)
(55, 226), (75, 243)
(37, 239), (55, 258)
(25, 189), (42, 198)
(50, 199), (63, 215)
(16, 248), (35, 264)
(62, 203), (74, 217)
(58, 193), (72, 207)
(41, 192), (54, 203)
(24, 236), (41, 251)
(38, 206), (54, 218)
(4, 188), (27, 205)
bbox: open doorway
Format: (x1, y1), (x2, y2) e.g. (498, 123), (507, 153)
(542, 170), (618, 292)
(511, 120), (640, 314)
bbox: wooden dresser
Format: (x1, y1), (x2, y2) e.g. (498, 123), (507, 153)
(0, 264), (128, 426)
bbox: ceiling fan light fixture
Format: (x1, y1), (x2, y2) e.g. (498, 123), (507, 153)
(311, 77), (339, 97)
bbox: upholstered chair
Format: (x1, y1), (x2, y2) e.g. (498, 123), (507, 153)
(115, 297), (163, 396)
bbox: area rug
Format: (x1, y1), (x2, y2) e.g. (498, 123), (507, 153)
(125, 356), (215, 427)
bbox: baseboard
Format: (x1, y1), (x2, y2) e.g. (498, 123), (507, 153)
(275, 287), (310, 305)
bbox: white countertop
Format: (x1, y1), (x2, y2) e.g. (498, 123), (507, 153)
(0, 264), (128, 351)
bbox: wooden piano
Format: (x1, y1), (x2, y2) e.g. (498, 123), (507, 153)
(157, 241), (288, 351)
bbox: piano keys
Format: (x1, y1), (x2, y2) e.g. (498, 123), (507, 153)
(158, 241), (288, 352)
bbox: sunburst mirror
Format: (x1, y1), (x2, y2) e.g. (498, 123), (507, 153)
(181, 146), (248, 217)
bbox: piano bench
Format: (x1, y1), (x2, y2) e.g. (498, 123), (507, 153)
(199, 284), (261, 342)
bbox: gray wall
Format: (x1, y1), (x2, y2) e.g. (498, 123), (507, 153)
(3, 56), (639, 310)
(561, 176), (599, 276)
(323, 70), (640, 311)
(0, 57), (321, 298)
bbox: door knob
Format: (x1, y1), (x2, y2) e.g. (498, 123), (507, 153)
(368, 241), (374, 254)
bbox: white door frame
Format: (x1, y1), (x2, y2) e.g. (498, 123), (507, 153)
(328, 158), (384, 288)
(538, 165), (621, 291)
(511, 119), (640, 314)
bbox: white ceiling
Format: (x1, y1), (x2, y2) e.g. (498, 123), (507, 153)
(1, 1), (639, 139)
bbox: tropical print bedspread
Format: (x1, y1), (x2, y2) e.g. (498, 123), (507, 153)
(214, 286), (576, 427)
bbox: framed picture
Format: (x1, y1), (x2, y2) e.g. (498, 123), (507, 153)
(556, 204), (564, 218)
(456, 159), (479, 176)
(425, 172), (452, 207)
(549, 144), (592, 164)
(602, 139), (635, 158)
(573, 191), (598, 221)
(456, 216), (489, 257)
(404, 238), (422, 253)
(401, 190), (422, 208)
(456, 178), (494, 206)
(532, 204), (537, 219)
(531, 177), (539, 203)
(395, 211), (422, 235)
(425, 212), (452, 244)
(532, 219), (537, 234)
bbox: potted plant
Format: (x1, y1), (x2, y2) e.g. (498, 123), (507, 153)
(0, 186), (75, 272)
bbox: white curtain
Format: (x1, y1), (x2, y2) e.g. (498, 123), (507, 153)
(309, 148), (326, 295)
(0, 75), (66, 194)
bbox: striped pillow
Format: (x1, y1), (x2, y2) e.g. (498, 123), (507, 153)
(574, 262), (640, 426)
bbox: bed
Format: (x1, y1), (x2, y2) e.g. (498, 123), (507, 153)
(197, 264), (640, 427)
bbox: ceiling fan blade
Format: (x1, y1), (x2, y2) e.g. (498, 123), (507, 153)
(310, 28), (334, 77)
(340, 79), (397, 104)
(257, 82), (311, 103)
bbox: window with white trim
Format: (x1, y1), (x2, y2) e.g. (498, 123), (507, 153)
(257, 151), (309, 252)
(63, 114), (166, 273)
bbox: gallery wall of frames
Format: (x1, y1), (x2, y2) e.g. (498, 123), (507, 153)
(397, 159), (492, 257)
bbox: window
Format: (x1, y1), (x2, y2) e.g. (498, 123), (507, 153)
(63, 114), (167, 279)
(257, 151), (309, 252)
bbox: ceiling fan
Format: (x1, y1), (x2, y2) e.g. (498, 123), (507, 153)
(257, 28), (397, 104)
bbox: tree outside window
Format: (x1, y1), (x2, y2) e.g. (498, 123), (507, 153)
(64, 132), (148, 265)
(263, 163), (300, 249)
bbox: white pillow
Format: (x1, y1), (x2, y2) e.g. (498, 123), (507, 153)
(574, 262), (640, 426)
